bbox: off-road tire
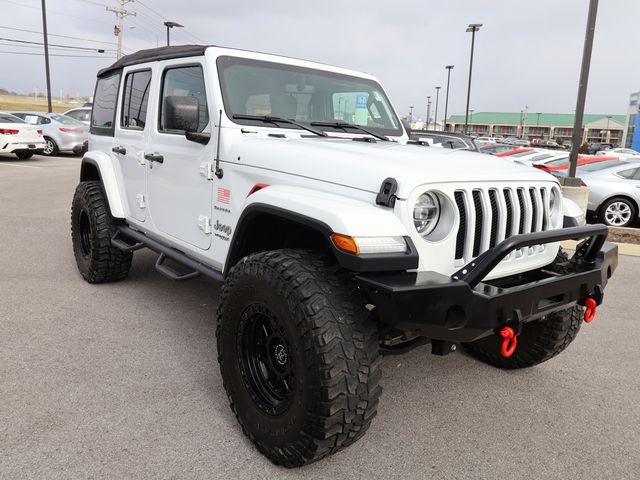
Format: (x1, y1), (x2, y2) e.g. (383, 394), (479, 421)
(15, 152), (33, 160)
(462, 305), (582, 369)
(71, 181), (132, 283)
(216, 249), (381, 467)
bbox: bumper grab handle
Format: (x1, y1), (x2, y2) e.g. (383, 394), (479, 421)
(452, 224), (609, 289)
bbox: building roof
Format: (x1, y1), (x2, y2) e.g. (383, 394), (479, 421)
(446, 112), (626, 128)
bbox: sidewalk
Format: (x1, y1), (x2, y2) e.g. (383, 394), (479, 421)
(561, 240), (640, 257)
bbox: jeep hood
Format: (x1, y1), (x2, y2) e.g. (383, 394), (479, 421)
(233, 136), (558, 198)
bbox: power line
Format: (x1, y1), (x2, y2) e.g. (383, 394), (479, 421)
(0, 25), (116, 46)
(134, 0), (207, 44)
(0, 50), (116, 58)
(0, 0), (103, 23)
(0, 36), (115, 52)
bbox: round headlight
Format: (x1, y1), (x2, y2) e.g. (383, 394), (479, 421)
(414, 192), (440, 235)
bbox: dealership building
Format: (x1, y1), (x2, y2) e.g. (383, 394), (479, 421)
(445, 112), (626, 145)
(622, 91), (640, 150)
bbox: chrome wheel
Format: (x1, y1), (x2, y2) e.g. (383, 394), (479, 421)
(604, 201), (632, 226)
(43, 139), (55, 155)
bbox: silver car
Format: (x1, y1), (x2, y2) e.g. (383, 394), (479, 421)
(11, 111), (88, 156)
(63, 107), (91, 125)
(578, 159), (640, 227)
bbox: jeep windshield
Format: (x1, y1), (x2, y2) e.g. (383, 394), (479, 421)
(217, 55), (403, 138)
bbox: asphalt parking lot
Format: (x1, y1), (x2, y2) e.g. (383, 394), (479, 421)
(1, 153), (639, 480)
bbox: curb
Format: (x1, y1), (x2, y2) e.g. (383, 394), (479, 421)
(561, 240), (640, 257)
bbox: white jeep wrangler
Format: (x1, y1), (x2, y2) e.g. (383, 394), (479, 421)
(71, 45), (618, 467)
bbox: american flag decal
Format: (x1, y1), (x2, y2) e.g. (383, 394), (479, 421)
(217, 187), (231, 204)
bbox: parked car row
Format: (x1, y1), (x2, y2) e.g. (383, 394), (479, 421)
(479, 142), (640, 228)
(0, 107), (91, 159)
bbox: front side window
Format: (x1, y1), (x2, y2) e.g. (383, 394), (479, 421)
(121, 70), (152, 129)
(616, 168), (638, 179)
(217, 55), (402, 136)
(159, 65), (208, 133)
(91, 71), (121, 135)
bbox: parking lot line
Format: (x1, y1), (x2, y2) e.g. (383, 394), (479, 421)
(0, 162), (42, 169)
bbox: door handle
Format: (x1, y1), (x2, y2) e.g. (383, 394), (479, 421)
(112, 146), (126, 155)
(144, 152), (164, 164)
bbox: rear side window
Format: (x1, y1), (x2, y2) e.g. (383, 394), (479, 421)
(0, 113), (23, 123)
(91, 71), (121, 136)
(121, 70), (152, 130)
(159, 65), (208, 133)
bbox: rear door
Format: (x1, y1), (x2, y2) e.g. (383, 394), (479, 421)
(145, 62), (214, 250)
(114, 67), (153, 222)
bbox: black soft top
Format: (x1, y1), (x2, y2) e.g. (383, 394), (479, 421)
(97, 45), (209, 77)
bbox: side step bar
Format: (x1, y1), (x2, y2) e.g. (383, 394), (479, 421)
(111, 226), (224, 283)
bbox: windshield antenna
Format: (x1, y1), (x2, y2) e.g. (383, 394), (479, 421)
(214, 109), (223, 179)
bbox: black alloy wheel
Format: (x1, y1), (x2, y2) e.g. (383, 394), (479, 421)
(238, 302), (295, 416)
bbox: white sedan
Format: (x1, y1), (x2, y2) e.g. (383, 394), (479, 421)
(0, 112), (46, 159)
(596, 147), (640, 159)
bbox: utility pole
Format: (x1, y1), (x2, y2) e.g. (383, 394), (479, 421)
(426, 96), (431, 130)
(568, 0), (599, 179)
(443, 65), (454, 133)
(40, 0), (52, 113)
(464, 23), (482, 134)
(106, 0), (136, 59)
(434, 86), (441, 131)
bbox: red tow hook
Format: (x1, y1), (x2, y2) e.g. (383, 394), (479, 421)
(583, 298), (597, 323)
(499, 327), (517, 358)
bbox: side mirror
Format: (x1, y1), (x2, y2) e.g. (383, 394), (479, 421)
(163, 95), (199, 132)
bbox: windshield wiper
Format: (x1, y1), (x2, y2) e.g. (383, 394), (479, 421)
(309, 121), (390, 141)
(232, 114), (327, 137)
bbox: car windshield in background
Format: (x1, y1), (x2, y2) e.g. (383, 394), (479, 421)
(50, 114), (84, 126)
(217, 55), (403, 137)
(0, 113), (24, 123)
(579, 159), (627, 172)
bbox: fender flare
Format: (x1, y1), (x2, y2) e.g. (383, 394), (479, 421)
(225, 185), (418, 274)
(80, 152), (126, 218)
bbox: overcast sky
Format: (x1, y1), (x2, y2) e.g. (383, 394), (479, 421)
(2, 0), (638, 119)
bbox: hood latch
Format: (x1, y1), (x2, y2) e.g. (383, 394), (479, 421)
(376, 177), (398, 208)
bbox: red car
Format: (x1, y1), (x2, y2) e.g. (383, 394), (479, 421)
(494, 147), (534, 158)
(534, 156), (617, 173)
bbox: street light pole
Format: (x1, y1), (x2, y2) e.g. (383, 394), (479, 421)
(443, 65), (454, 133)
(40, 0), (52, 113)
(434, 86), (441, 131)
(164, 21), (183, 46)
(463, 23), (482, 135)
(568, 0), (599, 179)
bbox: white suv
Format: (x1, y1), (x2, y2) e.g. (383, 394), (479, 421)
(71, 45), (618, 467)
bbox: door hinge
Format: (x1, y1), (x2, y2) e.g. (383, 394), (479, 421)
(136, 194), (147, 209)
(197, 215), (212, 234)
(199, 162), (214, 180)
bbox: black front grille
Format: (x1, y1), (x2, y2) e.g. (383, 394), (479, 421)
(454, 186), (551, 263)
(517, 189), (526, 234)
(529, 188), (538, 231)
(504, 190), (513, 238)
(489, 190), (499, 248)
(472, 190), (483, 257)
(454, 191), (466, 260)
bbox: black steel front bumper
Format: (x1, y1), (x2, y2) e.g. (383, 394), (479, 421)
(356, 225), (618, 343)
